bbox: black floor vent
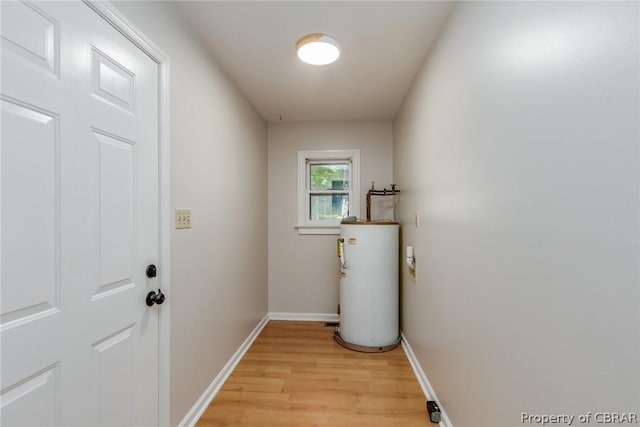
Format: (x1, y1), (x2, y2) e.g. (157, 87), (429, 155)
(324, 322), (339, 327)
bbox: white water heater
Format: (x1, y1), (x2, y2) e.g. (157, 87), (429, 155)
(335, 221), (400, 352)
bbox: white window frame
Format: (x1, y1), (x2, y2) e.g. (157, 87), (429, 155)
(296, 149), (360, 235)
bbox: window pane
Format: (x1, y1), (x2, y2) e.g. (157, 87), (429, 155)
(310, 194), (349, 221)
(309, 163), (349, 190)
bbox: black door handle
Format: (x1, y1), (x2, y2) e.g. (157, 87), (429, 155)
(146, 289), (165, 306)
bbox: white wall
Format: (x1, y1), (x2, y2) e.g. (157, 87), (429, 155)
(268, 121), (393, 314)
(111, 3), (268, 425)
(394, 2), (639, 426)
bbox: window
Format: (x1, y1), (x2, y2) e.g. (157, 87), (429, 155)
(297, 150), (360, 235)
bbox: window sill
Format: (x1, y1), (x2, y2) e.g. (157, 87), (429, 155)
(294, 225), (340, 235)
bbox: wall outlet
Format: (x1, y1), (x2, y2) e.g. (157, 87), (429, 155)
(175, 209), (192, 229)
(409, 253), (417, 281)
(406, 245), (417, 281)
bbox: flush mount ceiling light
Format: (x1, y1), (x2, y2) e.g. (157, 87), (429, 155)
(296, 33), (340, 65)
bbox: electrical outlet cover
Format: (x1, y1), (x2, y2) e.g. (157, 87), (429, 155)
(175, 209), (192, 229)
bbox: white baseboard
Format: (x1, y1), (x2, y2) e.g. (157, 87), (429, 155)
(178, 314), (270, 427)
(268, 312), (339, 322)
(401, 332), (453, 427)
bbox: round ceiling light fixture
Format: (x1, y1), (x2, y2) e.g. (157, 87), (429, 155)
(296, 33), (340, 65)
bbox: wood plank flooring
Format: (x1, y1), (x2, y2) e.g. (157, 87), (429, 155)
(196, 321), (429, 426)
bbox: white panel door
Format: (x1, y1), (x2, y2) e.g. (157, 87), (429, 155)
(0, 1), (160, 425)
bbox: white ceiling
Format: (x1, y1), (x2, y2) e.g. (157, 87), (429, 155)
(175, 1), (454, 123)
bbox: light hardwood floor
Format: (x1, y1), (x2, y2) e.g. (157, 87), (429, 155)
(196, 321), (429, 426)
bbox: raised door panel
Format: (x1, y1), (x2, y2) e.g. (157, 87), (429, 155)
(1, 97), (59, 324)
(91, 47), (135, 114)
(0, 1), (58, 76)
(0, 364), (59, 427)
(91, 327), (134, 426)
(93, 130), (135, 299)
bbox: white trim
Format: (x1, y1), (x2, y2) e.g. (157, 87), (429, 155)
(156, 37), (171, 427)
(268, 312), (340, 322)
(401, 332), (453, 427)
(82, 2), (172, 425)
(83, 1), (166, 61)
(178, 314), (270, 427)
(293, 225), (340, 235)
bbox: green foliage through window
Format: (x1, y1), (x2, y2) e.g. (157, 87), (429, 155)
(310, 163), (349, 190)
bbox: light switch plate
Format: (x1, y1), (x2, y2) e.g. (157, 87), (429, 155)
(175, 209), (191, 229)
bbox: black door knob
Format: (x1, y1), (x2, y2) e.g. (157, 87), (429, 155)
(155, 290), (165, 305)
(146, 289), (165, 306)
(146, 264), (157, 278)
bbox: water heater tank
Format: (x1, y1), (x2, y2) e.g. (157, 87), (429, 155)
(335, 221), (400, 352)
